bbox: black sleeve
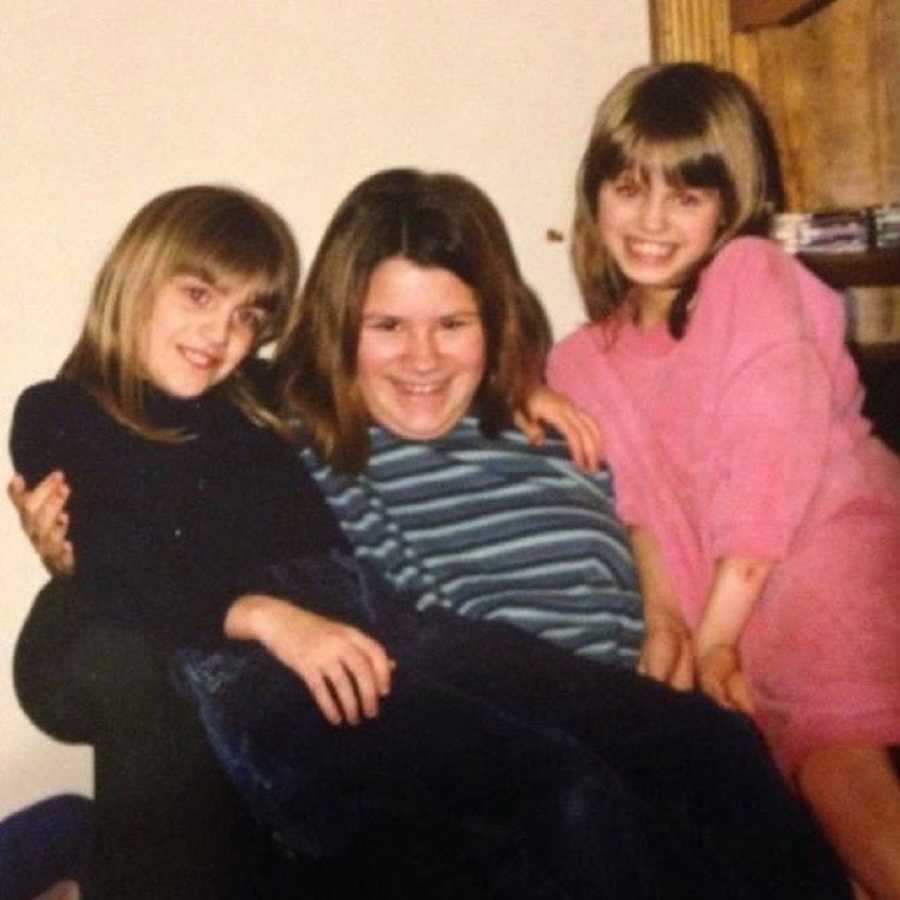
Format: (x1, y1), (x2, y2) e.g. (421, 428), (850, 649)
(10, 380), (73, 488)
(10, 382), (241, 646)
(10, 381), (154, 582)
(10, 379), (354, 649)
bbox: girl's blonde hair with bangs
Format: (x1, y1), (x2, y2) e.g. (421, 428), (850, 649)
(62, 185), (300, 439)
(572, 62), (783, 336)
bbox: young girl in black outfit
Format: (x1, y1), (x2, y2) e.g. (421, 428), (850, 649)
(9, 185), (372, 897)
(11, 178), (854, 900)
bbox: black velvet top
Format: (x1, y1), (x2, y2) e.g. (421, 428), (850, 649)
(9, 365), (356, 897)
(10, 367), (348, 649)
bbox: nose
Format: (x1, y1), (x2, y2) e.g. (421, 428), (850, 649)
(199, 308), (232, 345)
(404, 327), (440, 370)
(638, 190), (667, 233)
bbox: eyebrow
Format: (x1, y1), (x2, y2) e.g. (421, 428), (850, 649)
(176, 268), (273, 305)
(361, 309), (480, 318)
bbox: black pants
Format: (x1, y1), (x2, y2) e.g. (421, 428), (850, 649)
(178, 554), (852, 900)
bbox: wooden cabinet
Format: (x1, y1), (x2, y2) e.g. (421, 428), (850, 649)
(647, 0), (900, 345)
(729, 1), (834, 30)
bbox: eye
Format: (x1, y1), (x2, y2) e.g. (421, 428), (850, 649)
(676, 187), (716, 209)
(365, 316), (402, 333)
(179, 280), (212, 306)
(677, 191), (702, 207)
(235, 305), (269, 333)
(610, 177), (641, 198)
(439, 315), (476, 331)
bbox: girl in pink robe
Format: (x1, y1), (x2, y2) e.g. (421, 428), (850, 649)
(548, 62), (900, 900)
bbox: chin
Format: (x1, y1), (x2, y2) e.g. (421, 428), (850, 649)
(161, 381), (210, 399)
(389, 418), (454, 441)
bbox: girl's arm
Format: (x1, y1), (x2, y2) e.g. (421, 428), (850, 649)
(9, 382), (173, 591)
(516, 384), (604, 471)
(631, 525), (694, 691)
(694, 556), (773, 714)
(10, 475), (396, 727)
(9, 466), (398, 727)
(224, 593), (394, 727)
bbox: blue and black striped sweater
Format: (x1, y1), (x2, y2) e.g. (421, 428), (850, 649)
(303, 416), (644, 667)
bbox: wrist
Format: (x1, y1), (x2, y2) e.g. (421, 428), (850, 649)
(696, 638), (738, 664)
(225, 593), (280, 641)
(642, 597), (686, 631)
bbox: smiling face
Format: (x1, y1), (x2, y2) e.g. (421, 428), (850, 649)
(137, 271), (268, 398)
(597, 162), (723, 323)
(356, 257), (486, 441)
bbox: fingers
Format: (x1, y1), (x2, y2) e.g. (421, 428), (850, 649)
(726, 670), (755, 716)
(45, 534), (76, 578)
(638, 628), (694, 690)
(7, 473), (26, 507)
(545, 406), (601, 471)
(295, 627), (395, 727)
(637, 637), (666, 681)
(320, 650), (379, 725)
(668, 642), (695, 691)
(247, 598), (397, 727)
(698, 644), (745, 711)
(516, 386), (604, 470)
(512, 411), (545, 446)
(697, 653), (725, 704)
(699, 669), (729, 708)
(348, 629), (395, 699)
(8, 471), (75, 576)
(11, 471), (69, 535)
(305, 669), (346, 726)
(566, 408), (604, 472)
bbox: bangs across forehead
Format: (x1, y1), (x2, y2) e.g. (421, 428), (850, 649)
(165, 241), (285, 313)
(180, 215), (285, 280)
(394, 204), (480, 289)
(608, 129), (733, 192)
(588, 126), (737, 225)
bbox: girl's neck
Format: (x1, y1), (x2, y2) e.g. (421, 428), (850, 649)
(629, 284), (679, 330)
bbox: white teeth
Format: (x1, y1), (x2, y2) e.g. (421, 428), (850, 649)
(181, 347), (217, 368)
(629, 240), (672, 258)
(397, 382), (442, 395)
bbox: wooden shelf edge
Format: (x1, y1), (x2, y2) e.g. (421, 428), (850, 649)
(729, 0), (835, 31)
(850, 340), (900, 362)
(797, 248), (900, 289)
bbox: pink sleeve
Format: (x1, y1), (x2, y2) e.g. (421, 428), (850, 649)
(705, 242), (835, 560)
(710, 343), (831, 559)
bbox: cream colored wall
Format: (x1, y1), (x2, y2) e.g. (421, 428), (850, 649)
(0, 0), (649, 817)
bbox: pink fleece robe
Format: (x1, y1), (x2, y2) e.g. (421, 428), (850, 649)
(548, 236), (900, 775)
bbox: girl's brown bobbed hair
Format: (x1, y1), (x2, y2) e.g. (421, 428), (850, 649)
(571, 62), (783, 336)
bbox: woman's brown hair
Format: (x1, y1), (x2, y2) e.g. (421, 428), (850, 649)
(277, 168), (549, 473)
